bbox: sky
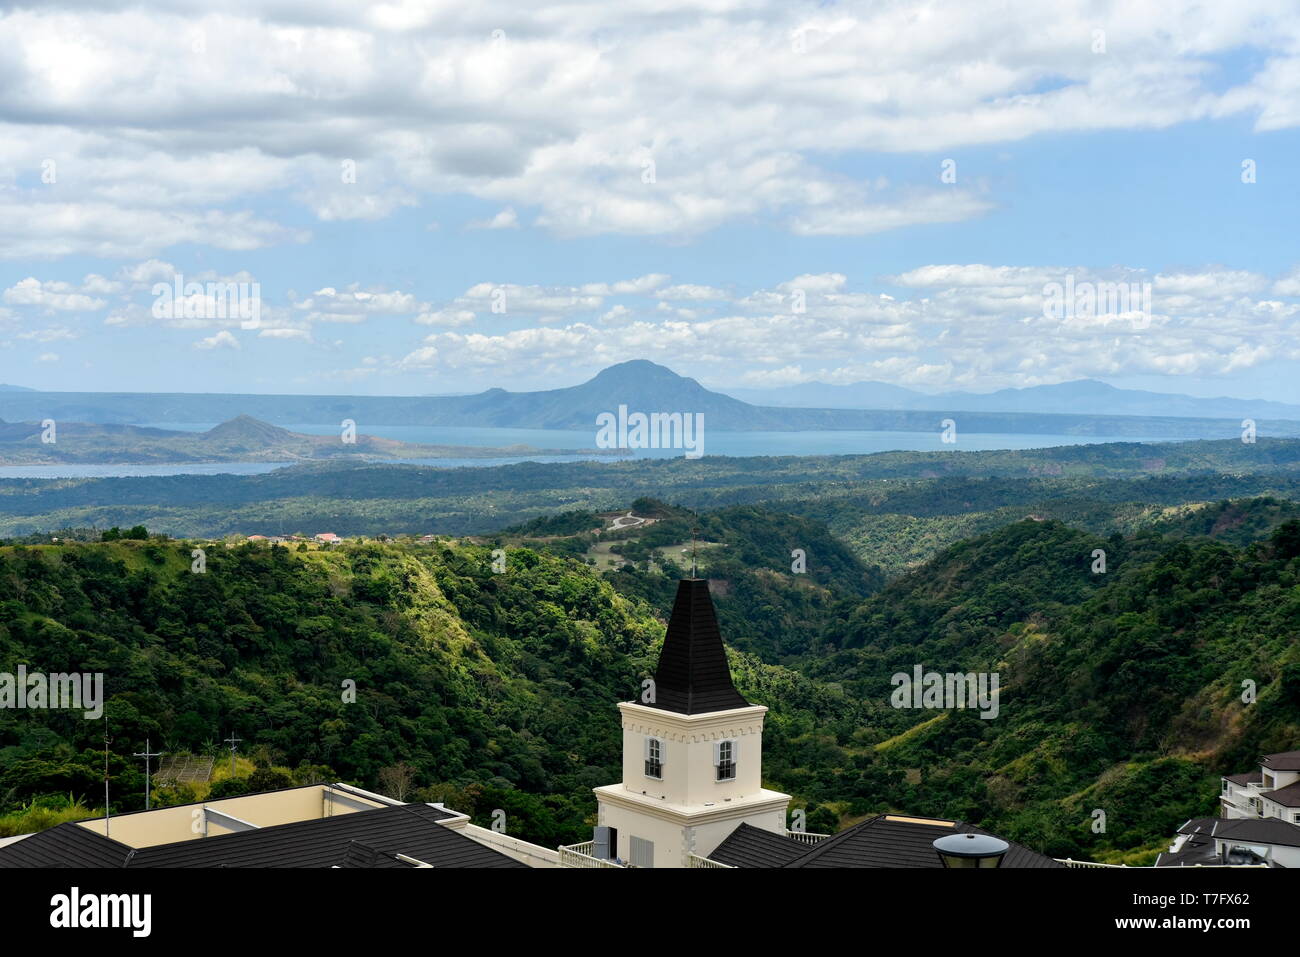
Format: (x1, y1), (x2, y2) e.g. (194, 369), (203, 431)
(2, 0), (1300, 401)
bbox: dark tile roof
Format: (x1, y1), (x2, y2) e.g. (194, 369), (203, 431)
(337, 839), (417, 868)
(1155, 833), (1227, 867)
(646, 578), (749, 715)
(1262, 750), (1300, 771)
(1224, 771), (1262, 785)
(712, 815), (1063, 868)
(0, 822), (133, 868)
(1174, 817), (1215, 836)
(1266, 781), (1300, 807)
(0, 804), (526, 869)
(781, 815), (1065, 869)
(128, 804), (523, 868)
(1175, 816), (1300, 849)
(1157, 817), (1297, 867)
(709, 824), (815, 868)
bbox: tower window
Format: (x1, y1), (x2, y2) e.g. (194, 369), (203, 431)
(715, 739), (736, 782)
(644, 736), (663, 779)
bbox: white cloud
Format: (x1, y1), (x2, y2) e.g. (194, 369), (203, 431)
(294, 285), (425, 323)
(194, 330), (241, 350)
(656, 284), (729, 301)
(468, 206), (520, 230)
(415, 308), (476, 327)
(2, 277), (105, 311)
(459, 282), (604, 314)
(0, 197), (308, 260)
(1, 1), (1296, 254)
(258, 327), (312, 341)
(1155, 270), (1268, 297)
(777, 273), (848, 294)
(18, 326), (76, 342)
(1274, 269), (1300, 297)
(118, 260), (177, 284)
(80, 274), (123, 295)
(385, 261), (1300, 389)
(582, 275), (670, 296)
(889, 265), (1055, 288)
(789, 190), (993, 236)
(302, 185), (419, 222)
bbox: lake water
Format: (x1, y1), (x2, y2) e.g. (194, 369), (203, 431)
(0, 425), (1179, 479)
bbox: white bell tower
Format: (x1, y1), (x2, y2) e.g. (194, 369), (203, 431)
(593, 578), (791, 867)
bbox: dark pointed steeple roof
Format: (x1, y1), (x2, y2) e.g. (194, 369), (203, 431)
(648, 578), (749, 715)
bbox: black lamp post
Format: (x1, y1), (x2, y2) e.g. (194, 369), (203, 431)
(933, 832), (1010, 868)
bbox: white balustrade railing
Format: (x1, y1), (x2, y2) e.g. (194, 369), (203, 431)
(1056, 858), (1128, 867)
(558, 841), (623, 868)
(785, 829), (831, 844)
(1056, 858), (1269, 868)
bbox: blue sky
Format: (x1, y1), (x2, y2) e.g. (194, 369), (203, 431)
(2, 1), (1299, 402)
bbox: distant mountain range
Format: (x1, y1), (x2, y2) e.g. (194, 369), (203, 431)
(726, 377), (1300, 419)
(1, 360), (1297, 440)
(0, 415), (608, 466)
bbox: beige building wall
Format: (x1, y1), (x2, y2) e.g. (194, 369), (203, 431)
(596, 788), (789, 866)
(75, 784), (390, 849)
(459, 822), (562, 867)
(597, 701), (791, 867)
(618, 702), (768, 806)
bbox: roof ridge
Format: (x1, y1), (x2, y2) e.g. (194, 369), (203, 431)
(647, 578), (749, 715)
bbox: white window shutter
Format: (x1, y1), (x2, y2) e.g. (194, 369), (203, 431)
(644, 736), (651, 760)
(731, 738), (739, 765)
(713, 741), (721, 766)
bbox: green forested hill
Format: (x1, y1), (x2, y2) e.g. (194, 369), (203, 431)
(548, 501), (882, 661)
(6, 436), (1300, 544)
(2, 508), (1298, 862)
(790, 517), (1300, 863)
(1142, 497), (1300, 545)
(0, 537), (860, 845)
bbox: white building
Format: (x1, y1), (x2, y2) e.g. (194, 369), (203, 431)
(568, 577), (1060, 869)
(1159, 750), (1300, 867)
(591, 578), (792, 867)
(1219, 750), (1300, 825)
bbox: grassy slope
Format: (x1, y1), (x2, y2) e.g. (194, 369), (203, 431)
(0, 537), (860, 846)
(3, 499), (1297, 859)
(795, 515), (1300, 862)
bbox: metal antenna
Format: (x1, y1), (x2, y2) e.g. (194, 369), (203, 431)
(132, 737), (163, 810)
(223, 732), (242, 778)
(103, 716), (111, 838)
(690, 523), (699, 579)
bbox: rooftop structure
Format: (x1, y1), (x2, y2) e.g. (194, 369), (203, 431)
(710, 815), (1064, 869)
(0, 783), (525, 868)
